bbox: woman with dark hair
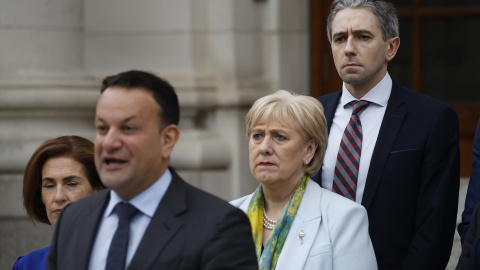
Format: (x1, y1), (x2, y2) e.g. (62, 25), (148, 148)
(12, 136), (104, 270)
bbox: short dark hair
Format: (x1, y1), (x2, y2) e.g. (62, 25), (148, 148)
(23, 136), (103, 225)
(100, 70), (180, 127)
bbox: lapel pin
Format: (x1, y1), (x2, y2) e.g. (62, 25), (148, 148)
(299, 230), (305, 244)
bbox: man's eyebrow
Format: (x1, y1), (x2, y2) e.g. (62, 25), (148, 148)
(352, 29), (374, 36)
(96, 115), (136, 123)
(332, 29), (375, 39)
(121, 116), (136, 123)
(332, 31), (347, 40)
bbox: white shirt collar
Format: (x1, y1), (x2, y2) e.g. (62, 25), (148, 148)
(340, 72), (392, 108)
(104, 168), (173, 218)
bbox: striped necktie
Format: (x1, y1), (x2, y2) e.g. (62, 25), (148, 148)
(332, 100), (371, 201)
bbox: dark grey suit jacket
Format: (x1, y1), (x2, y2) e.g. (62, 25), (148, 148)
(314, 80), (460, 270)
(47, 168), (258, 270)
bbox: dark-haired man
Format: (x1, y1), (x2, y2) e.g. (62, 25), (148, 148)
(47, 70), (258, 270)
(314, 1), (460, 269)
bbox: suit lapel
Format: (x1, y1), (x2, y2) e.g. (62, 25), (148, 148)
(321, 91), (342, 134)
(361, 81), (406, 209)
(235, 182), (321, 270)
(315, 91), (342, 185)
(276, 181), (321, 270)
(127, 169), (187, 269)
(73, 190), (110, 269)
(236, 195), (253, 212)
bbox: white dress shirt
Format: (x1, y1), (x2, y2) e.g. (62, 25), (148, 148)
(321, 73), (392, 203)
(88, 169), (172, 270)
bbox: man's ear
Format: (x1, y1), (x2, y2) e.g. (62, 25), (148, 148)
(386, 37), (400, 62)
(160, 124), (180, 159)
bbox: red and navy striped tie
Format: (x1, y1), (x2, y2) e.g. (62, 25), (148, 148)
(332, 100), (371, 201)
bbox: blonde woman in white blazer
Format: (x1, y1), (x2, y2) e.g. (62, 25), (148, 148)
(231, 90), (377, 270)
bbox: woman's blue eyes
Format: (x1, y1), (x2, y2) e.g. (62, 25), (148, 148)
(252, 134), (286, 140)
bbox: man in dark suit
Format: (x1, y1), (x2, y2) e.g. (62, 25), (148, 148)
(47, 70), (258, 269)
(313, 1), (460, 269)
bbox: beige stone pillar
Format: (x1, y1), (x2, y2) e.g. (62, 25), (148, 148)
(0, 0), (98, 267)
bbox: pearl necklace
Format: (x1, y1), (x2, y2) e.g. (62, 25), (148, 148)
(263, 208), (277, 230)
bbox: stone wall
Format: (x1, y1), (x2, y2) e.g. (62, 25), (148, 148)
(0, 0), (466, 269)
(0, 0), (309, 268)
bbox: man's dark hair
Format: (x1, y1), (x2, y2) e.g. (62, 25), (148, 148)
(101, 70), (180, 127)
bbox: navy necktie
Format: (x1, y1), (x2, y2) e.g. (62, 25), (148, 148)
(106, 202), (139, 270)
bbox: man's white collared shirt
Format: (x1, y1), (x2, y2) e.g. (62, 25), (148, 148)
(88, 169), (172, 270)
(321, 73), (392, 203)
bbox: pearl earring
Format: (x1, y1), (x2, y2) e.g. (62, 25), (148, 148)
(305, 160), (310, 165)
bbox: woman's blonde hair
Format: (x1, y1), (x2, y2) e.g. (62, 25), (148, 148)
(246, 90), (328, 176)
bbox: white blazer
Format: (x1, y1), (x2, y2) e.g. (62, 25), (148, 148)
(231, 179), (377, 270)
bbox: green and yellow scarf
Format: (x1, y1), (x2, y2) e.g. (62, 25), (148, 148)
(246, 174), (309, 270)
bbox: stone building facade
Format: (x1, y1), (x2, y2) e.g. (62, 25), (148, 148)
(0, 0), (309, 268)
(0, 0), (465, 269)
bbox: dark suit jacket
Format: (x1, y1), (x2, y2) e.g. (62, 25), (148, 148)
(313, 80), (460, 270)
(47, 168), (258, 270)
(459, 118), (480, 242)
(457, 203), (480, 270)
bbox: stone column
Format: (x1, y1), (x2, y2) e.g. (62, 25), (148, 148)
(0, 0), (310, 268)
(83, 0), (271, 200)
(0, 0), (98, 267)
